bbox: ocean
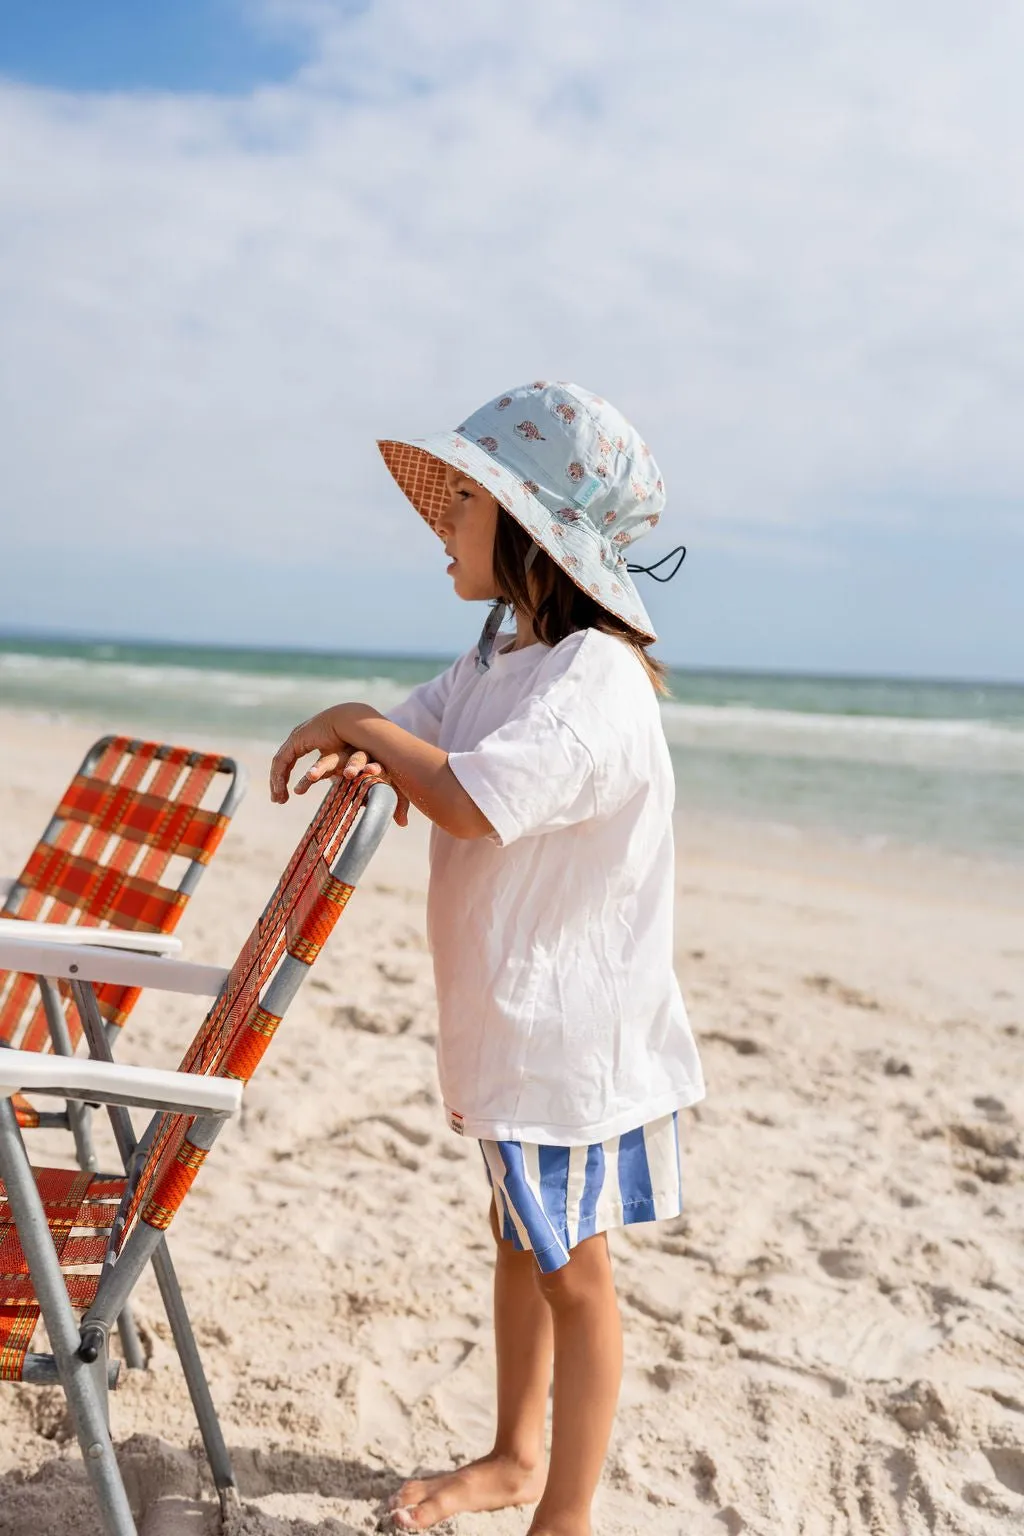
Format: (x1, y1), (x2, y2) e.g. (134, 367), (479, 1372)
(1, 635), (1022, 865)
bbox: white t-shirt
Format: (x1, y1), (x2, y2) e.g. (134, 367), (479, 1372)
(387, 628), (705, 1145)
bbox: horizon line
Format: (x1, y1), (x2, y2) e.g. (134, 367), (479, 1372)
(1, 626), (1021, 692)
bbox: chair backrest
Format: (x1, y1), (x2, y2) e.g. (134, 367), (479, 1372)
(116, 773), (386, 1246)
(0, 736), (245, 1054)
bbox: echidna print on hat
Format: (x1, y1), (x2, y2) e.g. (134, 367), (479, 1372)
(377, 381), (666, 643)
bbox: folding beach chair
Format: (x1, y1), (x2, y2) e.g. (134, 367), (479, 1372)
(0, 734), (246, 1174)
(0, 772), (396, 1536)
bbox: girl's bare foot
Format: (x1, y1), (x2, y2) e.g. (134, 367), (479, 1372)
(389, 1451), (545, 1530)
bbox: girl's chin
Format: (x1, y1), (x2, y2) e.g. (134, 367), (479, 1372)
(450, 572), (495, 602)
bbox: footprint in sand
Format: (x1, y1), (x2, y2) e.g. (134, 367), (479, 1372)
(332, 1003), (414, 1035)
(886, 1379), (956, 1436)
(370, 1113), (433, 1149)
(973, 1094), (1012, 1120)
(803, 974), (881, 1011)
(702, 1031), (765, 1056)
(377, 958), (418, 985)
(818, 1248), (870, 1281)
(982, 1445), (1024, 1496)
(690, 1449), (720, 1504)
(739, 1347), (849, 1400)
(948, 1121), (1021, 1186)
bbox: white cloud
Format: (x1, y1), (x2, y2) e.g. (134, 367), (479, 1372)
(1, 0), (1022, 576)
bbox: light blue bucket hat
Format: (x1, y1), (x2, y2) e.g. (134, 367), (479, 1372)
(378, 381), (667, 652)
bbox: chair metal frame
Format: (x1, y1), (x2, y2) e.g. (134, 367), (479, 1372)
(0, 777), (396, 1536)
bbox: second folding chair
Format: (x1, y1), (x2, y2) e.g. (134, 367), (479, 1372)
(0, 733), (246, 1173)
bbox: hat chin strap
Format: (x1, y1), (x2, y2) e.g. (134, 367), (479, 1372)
(476, 542), (541, 673)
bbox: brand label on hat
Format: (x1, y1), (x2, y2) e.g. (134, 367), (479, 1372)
(571, 472), (604, 509)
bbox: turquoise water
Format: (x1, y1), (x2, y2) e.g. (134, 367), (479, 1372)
(1, 635), (1022, 864)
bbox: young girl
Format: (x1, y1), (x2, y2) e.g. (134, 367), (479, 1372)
(270, 381), (704, 1535)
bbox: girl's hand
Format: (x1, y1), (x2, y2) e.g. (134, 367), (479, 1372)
(269, 707), (410, 826)
(293, 744), (381, 795)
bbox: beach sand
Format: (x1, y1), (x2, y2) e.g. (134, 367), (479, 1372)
(0, 713), (1022, 1535)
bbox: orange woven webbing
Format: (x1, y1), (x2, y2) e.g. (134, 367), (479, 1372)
(123, 773), (375, 1240)
(286, 863), (354, 964)
(139, 1138), (208, 1231)
(0, 738), (235, 1057)
(0, 1168), (124, 1380)
(12, 1097), (39, 1130)
(221, 1005), (282, 1082)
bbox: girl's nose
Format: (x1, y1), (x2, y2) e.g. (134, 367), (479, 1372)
(435, 496), (456, 538)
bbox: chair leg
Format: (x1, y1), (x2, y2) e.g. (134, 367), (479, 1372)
(37, 977), (99, 1172)
(151, 1241), (239, 1515)
(116, 1305), (148, 1371)
(64, 978), (149, 1374)
(0, 1099), (137, 1536)
(68, 1100), (100, 1173)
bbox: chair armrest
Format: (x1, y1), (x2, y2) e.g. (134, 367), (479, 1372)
(0, 935), (228, 998)
(0, 876), (13, 901)
(0, 919), (182, 957)
(0, 1048), (242, 1119)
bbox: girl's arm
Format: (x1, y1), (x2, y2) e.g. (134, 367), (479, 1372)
(269, 703), (494, 841)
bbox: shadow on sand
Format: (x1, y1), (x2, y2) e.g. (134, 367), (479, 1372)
(0, 1434), (404, 1536)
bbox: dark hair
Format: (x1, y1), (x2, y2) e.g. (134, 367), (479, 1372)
(491, 508), (668, 694)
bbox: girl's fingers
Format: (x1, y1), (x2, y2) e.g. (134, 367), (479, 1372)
(297, 752), (385, 795)
(269, 734), (300, 802)
(342, 755), (384, 782)
(270, 729), (384, 805)
(393, 791), (411, 828)
(342, 750), (373, 778)
(270, 721), (327, 801)
(294, 751), (342, 795)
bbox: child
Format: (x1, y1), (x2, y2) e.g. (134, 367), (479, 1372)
(270, 381), (704, 1535)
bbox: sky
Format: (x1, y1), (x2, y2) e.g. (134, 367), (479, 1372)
(0, 0), (1021, 679)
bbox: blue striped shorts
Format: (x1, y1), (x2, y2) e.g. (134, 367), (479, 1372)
(480, 1111), (683, 1273)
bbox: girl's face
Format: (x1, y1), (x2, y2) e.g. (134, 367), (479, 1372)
(436, 466), (501, 601)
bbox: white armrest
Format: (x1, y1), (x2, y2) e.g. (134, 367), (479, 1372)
(0, 935), (228, 998)
(0, 1048), (242, 1119)
(0, 876), (14, 900)
(0, 919), (182, 957)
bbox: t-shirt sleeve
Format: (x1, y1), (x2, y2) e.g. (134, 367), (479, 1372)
(447, 696), (597, 847)
(385, 661), (459, 748)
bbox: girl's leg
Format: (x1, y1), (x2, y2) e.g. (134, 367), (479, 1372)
(390, 1200), (552, 1530)
(491, 1200), (554, 1468)
(528, 1232), (622, 1536)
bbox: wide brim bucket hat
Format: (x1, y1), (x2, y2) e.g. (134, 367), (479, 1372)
(377, 381), (666, 641)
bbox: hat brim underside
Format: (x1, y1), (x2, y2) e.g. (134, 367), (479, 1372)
(377, 436), (656, 641)
(377, 439), (451, 530)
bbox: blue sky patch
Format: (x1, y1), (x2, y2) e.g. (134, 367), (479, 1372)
(0, 0), (309, 94)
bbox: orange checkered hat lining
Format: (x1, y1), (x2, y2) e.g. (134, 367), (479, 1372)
(377, 440), (451, 531)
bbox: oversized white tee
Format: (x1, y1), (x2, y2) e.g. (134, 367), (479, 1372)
(387, 628), (705, 1145)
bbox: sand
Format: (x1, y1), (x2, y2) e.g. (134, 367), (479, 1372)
(0, 712), (1022, 1536)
